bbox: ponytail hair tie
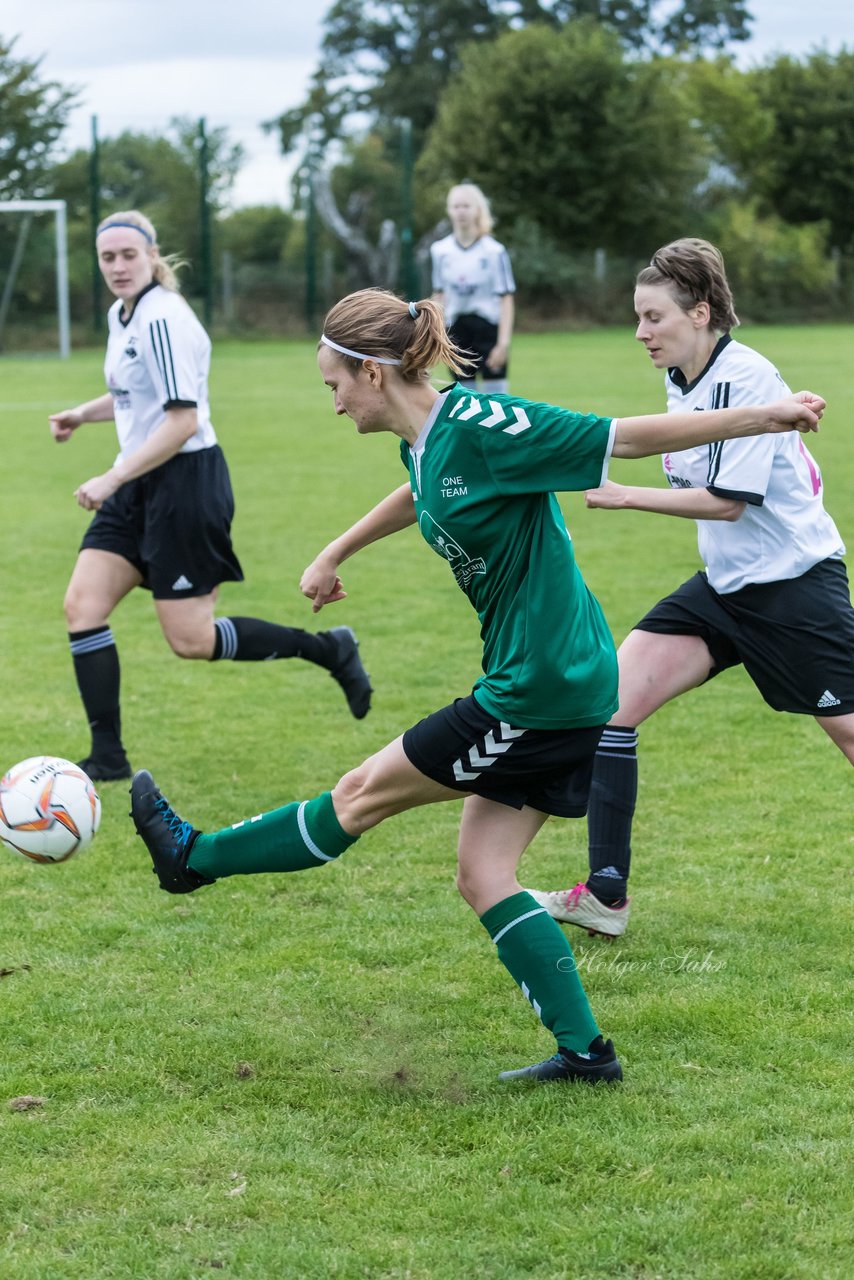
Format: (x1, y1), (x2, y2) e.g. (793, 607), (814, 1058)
(408, 301), (419, 319)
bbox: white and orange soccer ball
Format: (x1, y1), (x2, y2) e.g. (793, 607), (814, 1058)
(0, 756), (101, 863)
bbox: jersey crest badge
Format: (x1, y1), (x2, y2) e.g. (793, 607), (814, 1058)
(419, 511), (485, 588)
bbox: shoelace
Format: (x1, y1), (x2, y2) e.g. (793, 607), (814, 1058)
(155, 795), (192, 846)
(564, 882), (589, 909)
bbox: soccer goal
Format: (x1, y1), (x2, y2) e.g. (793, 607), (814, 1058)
(0, 199), (70, 358)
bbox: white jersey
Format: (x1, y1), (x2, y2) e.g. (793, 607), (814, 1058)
(104, 282), (217, 463)
(662, 335), (844, 593)
(430, 233), (515, 327)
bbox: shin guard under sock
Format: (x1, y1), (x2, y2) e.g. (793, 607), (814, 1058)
(586, 725), (637, 903)
(68, 627), (126, 762)
(188, 790), (357, 878)
(212, 617), (333, 665)
(480, 891), (600, 1053)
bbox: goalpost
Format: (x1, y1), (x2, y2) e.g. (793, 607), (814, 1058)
(0, 199), (70, 358)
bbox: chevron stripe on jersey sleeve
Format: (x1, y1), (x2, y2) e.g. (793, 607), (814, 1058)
(445, 390), (615, 497)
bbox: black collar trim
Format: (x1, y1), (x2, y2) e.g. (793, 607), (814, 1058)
(670, 333), (732, 394)
(119, 280), (159, 327)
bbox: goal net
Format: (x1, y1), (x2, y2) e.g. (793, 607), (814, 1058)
(0, 199), (70, 358)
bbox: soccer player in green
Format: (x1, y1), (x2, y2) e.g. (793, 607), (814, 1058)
(130, 289), (824, 1084)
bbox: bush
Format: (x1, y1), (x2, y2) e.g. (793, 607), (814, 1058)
(499, 219), (636, 326)
(711, 202), (840, 321)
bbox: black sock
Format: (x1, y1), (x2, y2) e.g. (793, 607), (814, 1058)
(559, 1035), (607, 1061)
(586, 725), (637, 904)
(212, 617), (334, 666)
(68, 627), (126, 763)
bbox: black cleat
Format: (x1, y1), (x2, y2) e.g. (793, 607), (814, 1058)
(499, 1039), (623, 1084)
(129, 770), (212, 894)
(324, 626), (373, 719)
(77, 754), (132, 782)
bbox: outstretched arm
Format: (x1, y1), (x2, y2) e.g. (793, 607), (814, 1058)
(300, 482), (416, 612)
(585, 481), (745, 521)
(611, 392), (824, 459)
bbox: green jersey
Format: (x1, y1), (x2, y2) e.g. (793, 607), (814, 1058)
(400, 383), (619, 729)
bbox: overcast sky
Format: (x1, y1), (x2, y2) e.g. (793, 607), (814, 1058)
(4, 0), (852, 208)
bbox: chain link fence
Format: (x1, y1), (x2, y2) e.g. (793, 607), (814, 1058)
(1, 213), (851, 354)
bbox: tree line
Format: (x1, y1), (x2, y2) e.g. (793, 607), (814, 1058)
(1, 4), (853, 339)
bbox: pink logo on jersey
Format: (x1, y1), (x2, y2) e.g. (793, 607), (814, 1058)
(799, 439), (822, 496)
(663, 453), (673, 472)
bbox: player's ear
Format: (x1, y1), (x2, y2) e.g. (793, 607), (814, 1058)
(361, 359), (385, 386)
(690, 300), (711, 329)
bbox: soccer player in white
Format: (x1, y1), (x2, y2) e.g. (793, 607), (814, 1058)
(527, 238), (854, 938)
(49, 210), (371, 781)
(430, 183), (515, 393)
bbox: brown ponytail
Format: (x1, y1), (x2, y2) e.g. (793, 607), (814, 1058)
(321, 289), (474, 381)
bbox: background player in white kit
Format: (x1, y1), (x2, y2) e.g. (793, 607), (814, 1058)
(430, 183), (515, 393)
(49, 210), (372, 781)
(528, 238), (854, 938)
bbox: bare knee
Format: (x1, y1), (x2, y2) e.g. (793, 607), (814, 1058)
(165, 632), (212, 660)
(330, 764), (376, 836)
(64, 582), (106, 631)
(63, 585), (81, 630)
(331, 737), (449, 837)
(159, 613), (216, 659)
(154, 594), (217, 662)
(455, 863), (517, 916)
(455, 866), (479, 910)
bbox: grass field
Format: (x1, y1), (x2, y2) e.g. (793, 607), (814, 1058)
(1, 327), (852, 1279)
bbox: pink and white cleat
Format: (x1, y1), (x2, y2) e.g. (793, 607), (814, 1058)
(527, 882), (630, 938)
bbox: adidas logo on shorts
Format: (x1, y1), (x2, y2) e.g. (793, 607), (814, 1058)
(172, 574), (194, 591)
(817, 689), (841, 708)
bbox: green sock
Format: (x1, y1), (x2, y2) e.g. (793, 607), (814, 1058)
(188, 791), (358, 879)
(480, 890), (600, 1054)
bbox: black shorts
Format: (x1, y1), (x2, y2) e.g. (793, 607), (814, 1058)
(81, 445), (244, 600)
(636, 560), (854, 716)
(402, 694), (604, 816)
(448, 313), (507, 378)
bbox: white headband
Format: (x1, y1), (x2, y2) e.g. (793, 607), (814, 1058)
(320, 335), (402, 365)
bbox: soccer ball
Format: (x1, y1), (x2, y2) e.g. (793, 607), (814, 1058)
(0, 756), (101, 864)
